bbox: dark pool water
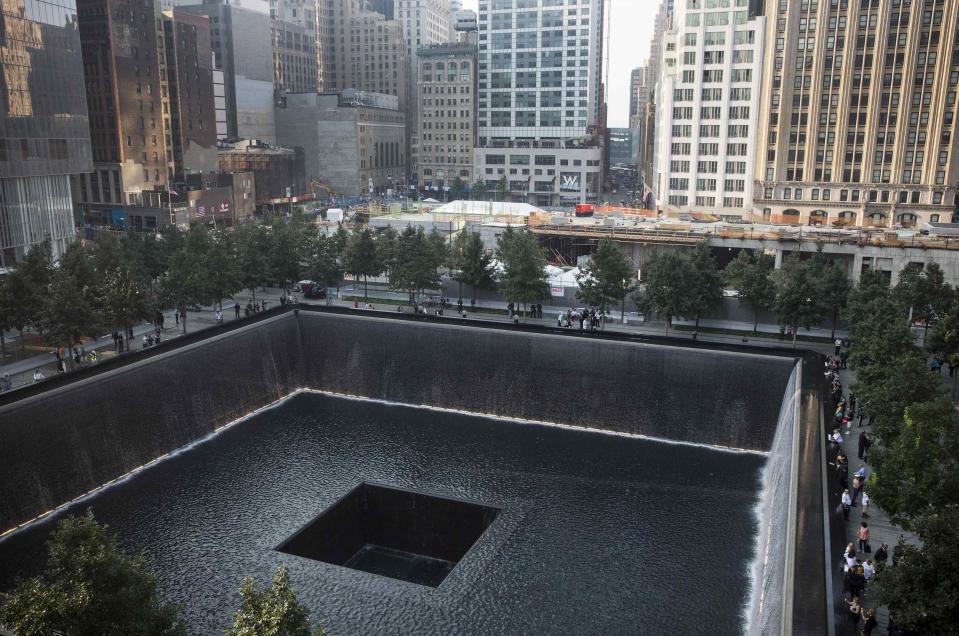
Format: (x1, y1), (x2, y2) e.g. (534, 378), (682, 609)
(0, 393), (766, 635)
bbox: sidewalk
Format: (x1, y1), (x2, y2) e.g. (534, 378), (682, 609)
(831, 365), (917, 635)
(0, 286), (834, 394)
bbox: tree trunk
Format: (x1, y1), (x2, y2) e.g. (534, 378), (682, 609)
(753, 308), (760, 333)
(17, 327), (24, 353)
(665, 316), (670, 337)
(364, 275), (369, 300)
(831, 308), (838, 340)
(0, 329), (6, 357)
(792, 324), (798, 350)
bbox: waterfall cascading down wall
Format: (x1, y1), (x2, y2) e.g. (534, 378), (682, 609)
(746, 362), (801, 635)
(0, 310), (795, 536)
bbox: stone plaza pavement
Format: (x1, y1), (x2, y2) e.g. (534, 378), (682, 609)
(831, 365), (919, 635)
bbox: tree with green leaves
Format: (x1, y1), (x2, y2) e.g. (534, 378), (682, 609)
(495, 227), (548, 318)
(894, 262), (953, 338)
(685, 243), (723, 332)
(163, 228), (213, 334)
(343, 227), (381, 300)
(843, 269), (896, 326)
(867, 396), (959, 526)
(3, 240), (52, 350)
(633, 249), (692, 336)
(496, 175), (509, 202)
(575, 237), (633, 328)
(375, 226), (398, 280)
(235, 223), (271, 301)
(723, 249), (775, 333)
(0, 510), (185, 635)
(451, 177), (465, 200)
(206, 229), (242, 311)
(224, 567), (324, 636)
(816, 259), (851, 340)
(41, 242), (101, 361)
(270, 213), (315, 289)
(100, 265), (149, 352)
(770, 254), (826, 346)
(390, 226), (446, 304)
(451, 230), (496, 303)
(471, 179), (487, 201)
(306, 233), (344, 290)
(875, 505), (959, 635)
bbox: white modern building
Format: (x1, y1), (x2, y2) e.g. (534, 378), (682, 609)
(474, 0), (606, 208)
(652, 0), (764, 217)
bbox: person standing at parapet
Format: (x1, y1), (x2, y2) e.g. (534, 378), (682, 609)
(841, 488), (853, 520)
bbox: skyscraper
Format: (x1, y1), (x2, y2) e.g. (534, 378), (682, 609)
(72, 1), (217, 226)
(652, 0), (766, 216)
(395, 0), (453, 181)
(179, 0), (276, 143)
(0, 0), (92, 264)
(474, 0), (607, 207)
(416, 43), (477, 192)
(629, 67), (645, 124)
(753, 0), (959, 228)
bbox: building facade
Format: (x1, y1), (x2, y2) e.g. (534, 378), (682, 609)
(652, 0), (765, 217)
(272, 18), (318, 94)
(629, 67), (644, 124)
(218, 139), (307, 203)
(474, 0), (607, 207)
(0, 0), (93, 265)
(275, 91), (406, 196)
(393, 0), (451, 178)
(180, 0), (276, 142)
(753, 0), (959, 228)
(73, 3), (218, 226)
(415, 44), (476, 192)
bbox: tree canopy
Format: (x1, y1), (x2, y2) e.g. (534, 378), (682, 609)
(494, 226), (548, 314)
(0, 511), (185, 636)
(723, 249), (775, 332)
(225, 567), (324, 636)
(575, 237), (633, 324)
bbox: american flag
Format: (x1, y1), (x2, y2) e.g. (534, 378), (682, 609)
(196, 205), (206, 217)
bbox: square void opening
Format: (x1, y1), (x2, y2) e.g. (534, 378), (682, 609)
(276, 483), (500, 587)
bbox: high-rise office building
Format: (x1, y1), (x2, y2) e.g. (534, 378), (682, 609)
(0, 0), (93, 265)
(394, 0), (452, 181)
(753, 0), (959, 228)
(415, 43), (477, 192)
(652, 0), (765, 216)
(73, 3), (217, 227)
(629, 67), (645, 125)
(474, 0), (607, 207)
(270, 0), (323, 91)
(272, 18), (319, 93)
(179, 0), (276, 143)
(634, 0), (671, 203)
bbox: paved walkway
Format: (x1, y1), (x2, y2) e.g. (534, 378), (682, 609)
(830, 365), (918, 635)
(0, 286), (836, 394)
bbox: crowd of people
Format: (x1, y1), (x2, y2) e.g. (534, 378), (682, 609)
(826, 345), (913, 635)
(557, 307), (606, 330)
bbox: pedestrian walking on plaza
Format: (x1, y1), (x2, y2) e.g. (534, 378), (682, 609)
(858, 431), (872, 460)
(215, 309), (223, 324)
(861, 608), (877, 636)
(33, 369), (44, 383)
(235, 303), (241, 319)
(835, 337), (842, 356)
(861, 491), (870, 518)
(175, 309), (180, 325)
(841, 489), (852, 520)
(858, 522), (870, 553)
(874, 543), (889, 567)
(1, 372), (11, 391)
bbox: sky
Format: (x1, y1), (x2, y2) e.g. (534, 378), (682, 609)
(458, 0), (658, 128)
